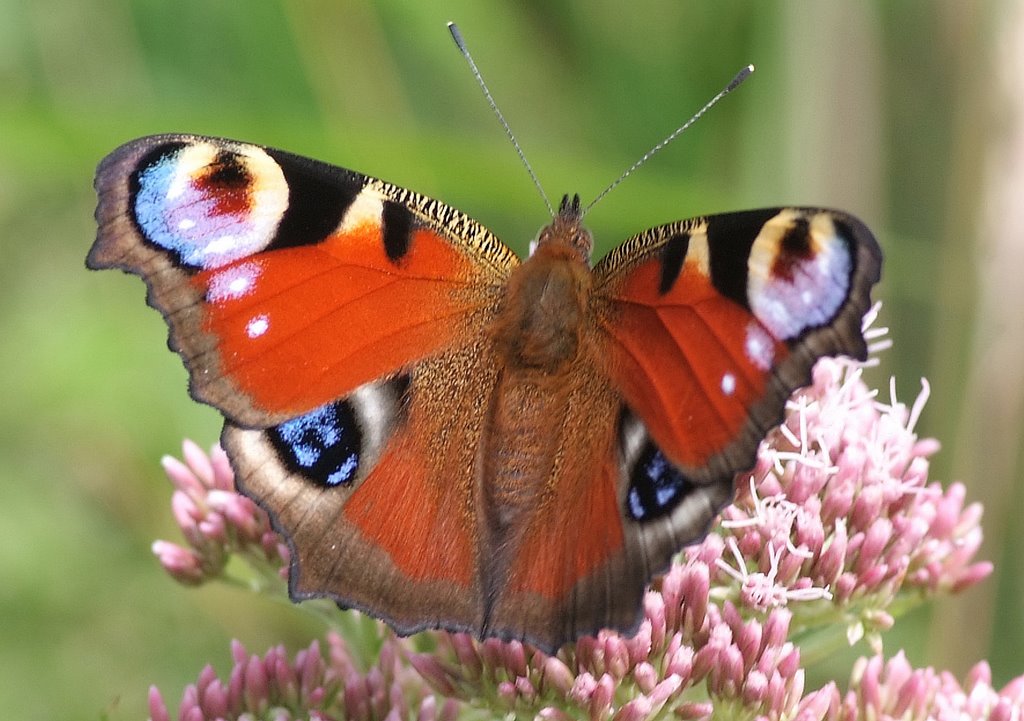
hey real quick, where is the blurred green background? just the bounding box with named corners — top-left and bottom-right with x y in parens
top-left (2, 1), bottom-right (1022, 718)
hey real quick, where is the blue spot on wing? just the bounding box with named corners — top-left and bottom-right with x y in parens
top-left (134, 153), bottom-right (186, 253)
top-left (269, 401), bottom-right (361, 487)
top-left (627, 443), bottom-right (694, 521)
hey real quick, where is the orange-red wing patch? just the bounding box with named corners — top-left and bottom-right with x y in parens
top-left (198, 225), bottom-right (499, 417)
top-left (600, 257), bottom-right (787, 468)
top-left (343, 424), bottom-right (476, 587)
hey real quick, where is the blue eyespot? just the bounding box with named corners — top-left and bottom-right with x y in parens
top-left (627, 444), bottom-right (693, 521)
top-left (131, 142), bottom-right (285, 269)
top-left (269, 401), bottom-right (361, 487)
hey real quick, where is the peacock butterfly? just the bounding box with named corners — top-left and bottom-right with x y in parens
top-left (89, 131), bottom-right (881, 651)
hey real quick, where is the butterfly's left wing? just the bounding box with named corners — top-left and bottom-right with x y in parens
top-left (89, 135), bottom-right (521, 637)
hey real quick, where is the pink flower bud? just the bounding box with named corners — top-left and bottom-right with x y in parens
top-left (776, 644), bottom-right (801, 678)
top-left (633, 662), bottom-right (657, 694)
top-left (612, 696), bottom-right (652, 721)
top-left (821, 472), bottom-right (856, 524)
top-left (680, 562), bottom-right (710, 633)
top-left (762, 609), bottom-right (792, 649)
top-left (244, 653), bottom-right (269, 710)
top-left (676, 701), bottom-right (714, 720)
top-left (502, 640), bottom-right (528, 678)
top-left (182, 439), bottom-right (215, 485)
top-left (795, 684), bottom-right (837, 721)
top-left (795, 512), bottom-right (826, 556)
top-left (569, 672), bottom-right (597, 705)
top-left (148, 685), bottom-right (170, 721)
top-left (742, 670), bottom-right (768, 705)
top-left (624, 618), bottom-right (653, 666)
top-left (495, 679), bottom-right (517, 706)
top-left (199, 677), bottom-right (229, 718)
top-left (643, 591), bottom-right (667, 649)
top-left (161, 454), bottom-right (204, 496)
top-left (171, 489), bottom-right (203, 526)
top-left (666, 644), bottom-right (694, 681)
top-left (409, 654), bottom-right (457, 696)
top-left (541, 656), bottom-right (574, 695)
top-left (951, 561), bottom-right (994, 592)
top-left (736, 618), bottom-right (763, 668)
top-left (855, 517), bottom-right (891, 573)
top-left (590, 674), bottom-right (615, 720)
top-left (764, 672), bottom-right (788, 715)
top-left (197, 512), bottom-right (227, 543)
top-left (515, 675), bottom-right (537, 702)
top-left (208, 445), bottom-right (234, 488)
top-left (603, 634), bottom-right (630, 679)
top-left (151, 540), bottom-right (204, 584)
top-left (989, 698), bottom-right (1017, 721)
top-left (710, 646), bottom-right (744, 697)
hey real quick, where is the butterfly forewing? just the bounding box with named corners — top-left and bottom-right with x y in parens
top-left (89, 135), bottom-right (518, 427)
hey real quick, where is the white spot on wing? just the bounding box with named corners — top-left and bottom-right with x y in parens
top-left (721, 373), bottom-right (737, 395)
top-left (203, 235), bottom-right (240, 257)
top-left (246, 314), bottom-right (269, 338)
top-left (208, 261), bottom-right (262, 302)
top-left (745, 322), bottom-right (775, 371)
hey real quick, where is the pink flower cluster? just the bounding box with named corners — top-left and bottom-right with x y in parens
top-left (147, 633), bottom-right (457, 721)
top-left (806, 652), bottom-right (1024, 721)
top-left (411, 586), bottom-right (807, 721)
top-left (147, 334), bottom-right (1020, 721)
top-left (153, 440), bottom-right (288, 586)
top-left (711, 356), bottom-right (992, 645)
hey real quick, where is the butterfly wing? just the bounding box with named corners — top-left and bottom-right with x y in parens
top-left (587, 207), bottom-right (881, 596)
top-left (90, 135), bottom-right (519, 634)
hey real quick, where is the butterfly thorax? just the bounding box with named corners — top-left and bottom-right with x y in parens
top-left (490, 242), bottom-right (591, 371)
top-left (490, 202), bottom-right (596, 372)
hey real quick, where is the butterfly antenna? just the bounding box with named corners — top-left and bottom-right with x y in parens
top-left (583, 64), bottom-right (755, 216)
top-left (448, 21), bottom-right (555, 217)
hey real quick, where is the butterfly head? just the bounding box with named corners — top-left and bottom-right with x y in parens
top-left (530, 193), bottom-right (593, 264)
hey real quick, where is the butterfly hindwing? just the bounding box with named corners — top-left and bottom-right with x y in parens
top-left (223, 339), bottom-right (502, 637)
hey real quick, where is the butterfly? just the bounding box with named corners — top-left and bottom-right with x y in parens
top-left (89, 134), bottom-right (881, 652)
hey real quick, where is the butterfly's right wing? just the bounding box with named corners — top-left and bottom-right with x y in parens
top-left (586, 207), bottom-right (881, 612)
